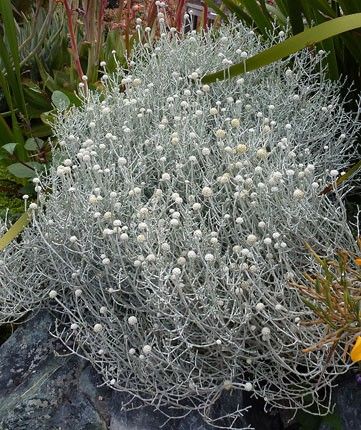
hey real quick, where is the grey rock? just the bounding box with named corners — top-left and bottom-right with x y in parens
top-left (319, 373), bottom-right (361, 430)
top-left (0, 311), bottom-right (109, 430)
top-left (0, 312), bottom-right (250, 430)
top-left (0, 311), bottom-right (294, 429)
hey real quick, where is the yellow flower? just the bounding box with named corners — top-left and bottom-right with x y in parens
top-left (350, 336), bottom-right (361, 362)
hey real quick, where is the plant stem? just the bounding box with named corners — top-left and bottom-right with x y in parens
top-left (125, 0), bottom-right (131, 59)
top-left (203, 2), bottom-right (209, 31)
top-left (176, 0), bottom-right (186, 32)
top-left (63, 0), bottom-right (85, 83)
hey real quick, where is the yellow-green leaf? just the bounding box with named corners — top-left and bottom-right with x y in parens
top-left (202, 13), bottom-right (361, 83)
top-left (0, 211), bottom-right (30, 252)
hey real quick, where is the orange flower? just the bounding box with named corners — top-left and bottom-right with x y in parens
top-left (355, 257), bottom-right (361, 266)
top-left (350, 336), bottom-right (361, 362)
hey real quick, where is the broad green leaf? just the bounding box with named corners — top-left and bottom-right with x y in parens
top-left (217, 0), bottom-right (253, 27)
top-left (258, 0), bottom-right (273, 22)
top-left (8, 162), bottom-right (43, 178)
top-left (202, 13), bottom-right (361, 83)
top-left (1, 143), bottom-right (18, 155)
top-left (0, 211), bottom-right (30, 252)
top-left (338, 0), bottom-right (361, 14)
top-left (265, 4), bottom-right (287, 26)
top-left (51, 90), bottom-right (71, 110)
top-left (311, 0), bottom-right (336, 17)
top-left (204, 0), bottom-right (229, 22)
top-left (236, 0), bottom-right (273, 37)
top-left (273, 0), bottom-right (288, 17)
top-left (24, 138), bottom-right (44, 151)
top-left (284, 0), bottom-right (304, 34)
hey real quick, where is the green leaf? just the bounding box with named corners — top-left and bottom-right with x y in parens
top-left (274, 0), bottom-right (289, 17)
top-left (40, 110), bottom-right (57, 126)
top-left (24, 138), bottom-right (44, 151)
top-left (51, 90), bottom-right (71, 110)
top-left (236, 0), bottom-right (273, 37)
top-left (35, 55), bottom-right (57, 92)
top-left (7, 162), bottom-right (43, 178)
top-left (0, 116), bottom-right (15, 145)
top-left (24, 123), bottom-right (52, 138)
top-left (265, 4), bottom-right (287, 26)
top-left (0, 211), bottom-right (30, 252)
top-left (23, 83), bottom-right (51, 112)
top-left (0, 51), bottom-right (24, 145)
top-left (202, 13), bottom-right (361, 83)
top-left (204, 0), bottom-right (229, 22)
top-left (337, 159), bottom-right (361, 187)
top-left (338, 0), bottom-right (361, 14)
top-left (1, 143), bottom-right (18, 155)
top-left (284, 0), bottom-right (304, 34)
top-left (218, 0), bottom-right (253, 27)
top-left (0, 0), bottom-right (28, 120)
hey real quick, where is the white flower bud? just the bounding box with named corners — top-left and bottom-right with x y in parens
top-left (215, 129), bottom-right (226, 139)
top-left (255, 302), bottom-right (265, 311)
top-left (293, 188), bottom-right (304, 199)
top-left (244, 382), bottom-right (253, 392)
top-left (142, 344), bottom-right (152, 354)
top-left (93, 323), bottom-right (103, 333)
top-left (172, 267), bottom-right (182, 276)
top-left (261, 327), bottom-right (271, 336)
top-left (246, 234), bottom-right (257, 245)
top-left (236, 144), bottom-right (247, 154)
top-left (204, 253), bottom-right (215, 262)
top-left (128, 316), bottom-right (138, 326)
top-left (256, 148), bottom-right (269, 159)
top-left (202, 186), bottom-right (213, 198)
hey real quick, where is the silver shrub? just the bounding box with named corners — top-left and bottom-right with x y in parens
top-left (1, 14), bottom-right (361, 427)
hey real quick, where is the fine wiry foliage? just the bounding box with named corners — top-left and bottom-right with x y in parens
top-left (1, 11), bottom-right (360, 428)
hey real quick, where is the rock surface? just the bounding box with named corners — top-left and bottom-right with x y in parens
top-left (319, 373), bottom-right (361, 430)
top-left (0, 312), bottom-right (256, 430)
top-left (3, 311), bottom-right (358, 430)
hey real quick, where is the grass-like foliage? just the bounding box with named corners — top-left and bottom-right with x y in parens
top-left (0, 11), bottom-right (361, 428)
top-left (292, 242), bottom-right (361, 359)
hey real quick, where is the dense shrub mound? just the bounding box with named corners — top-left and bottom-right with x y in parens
top-left (1, 16), bottom-right (360, 427)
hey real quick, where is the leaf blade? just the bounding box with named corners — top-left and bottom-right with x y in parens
top-left (202, 13), bottom-right (361, 83)
top-left (0, 211), bottom-right (30, 252)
